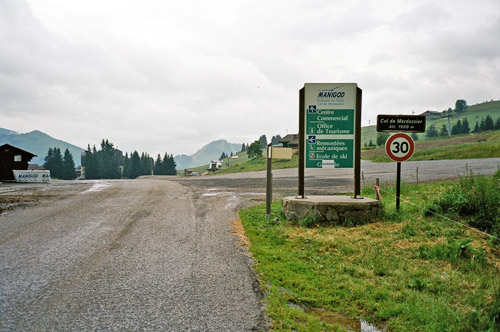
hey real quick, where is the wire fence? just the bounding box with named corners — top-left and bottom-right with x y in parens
top-left (376, 185), bottom-right (500, 242)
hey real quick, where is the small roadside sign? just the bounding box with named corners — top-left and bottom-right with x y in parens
top-left (385, 133), bottom-right (415, 211)
top-left (385, 133), bottom-right (415, 162)
top-left (377, 115), bottom-right (426, 133)
top-left (271, 147), bottom-right (293, 160)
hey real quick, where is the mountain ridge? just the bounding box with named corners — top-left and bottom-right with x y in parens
top-left (0, 128), bottom-right (85, 167)
top-left (174, 139), bottom-right (242, 170)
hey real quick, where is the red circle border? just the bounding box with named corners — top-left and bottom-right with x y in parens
top-left (385, 133), bottom-right (415, 162)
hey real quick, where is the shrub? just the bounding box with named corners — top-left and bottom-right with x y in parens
top-left (418, 238), bottom-right (486, 266)
top-left (433, 175), bottom-right (500, 235)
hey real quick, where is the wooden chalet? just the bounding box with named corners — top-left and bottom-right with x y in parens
top-left (0, 144), bottom-right (37, 181)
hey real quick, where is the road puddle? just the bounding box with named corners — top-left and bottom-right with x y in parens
top-left (201, 191), bottom-right (231, 197)
top-left (305, 307), bottom-right (383, 332)
top-left (80, 182), bottom-right (110, 194)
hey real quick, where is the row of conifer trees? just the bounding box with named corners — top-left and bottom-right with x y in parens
top-left (43, 147), bottom-right (77, 180)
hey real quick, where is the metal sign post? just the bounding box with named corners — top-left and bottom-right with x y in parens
top-left (385, 133), bottom-right (415, 210)
top-left (266, 146), bottom-right (293, 218)
top-left (266, 144), bottom-right (272, 218)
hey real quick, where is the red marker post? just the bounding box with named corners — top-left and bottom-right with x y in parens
top-left (385, 133), bottom-right (415, 210)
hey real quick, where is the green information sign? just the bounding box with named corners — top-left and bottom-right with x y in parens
top-left (304, 83), bottom-right (357, 168)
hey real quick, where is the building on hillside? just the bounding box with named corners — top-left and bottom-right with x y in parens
top-left (0, 144), bottom-right (37, 181)
top-left (279, 134), bottom-right (299, 148)
top-left (420, 110), bottom-right (442, 120)
top-left (207, 160), bottom-right (222, 172)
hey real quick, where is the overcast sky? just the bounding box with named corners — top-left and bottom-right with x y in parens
top-left (1, 0), bottom-right (499, 156)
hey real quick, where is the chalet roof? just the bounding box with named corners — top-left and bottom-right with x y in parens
top-left (0, 144), bottom-right (37, 157)
top-left (420, 110), bottom-right (442, 116)
top-left (279, 134), bottom-right (298, 142)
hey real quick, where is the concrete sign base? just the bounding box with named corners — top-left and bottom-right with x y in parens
top-left (282, 196), bottom-right (382, 223)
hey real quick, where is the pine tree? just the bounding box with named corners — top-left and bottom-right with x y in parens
top-left (258, 135), bottom-right (267, 147)
top-left (161, 153), bottom-right (170, 175)
top-left (52, 148), bottom-right (63, 179)
top-left (462, 118), bottom-right (470, 134)
top-left (484, 115), bottom-right (495, 131)
top-left (123, 153), bottom-right (130, 178)
top-left (451, 120), bottom-right (462, 135)
top-left (240, 143), bottom-right (246, 152)
top-left (440, 124), bottom-right (449, 137)
top-left (93, 145), bottom-right (103, 179)
top-left (43, 148), bottom-right (54, 174)
top-left (368, 139), bottom-right (374, 147)
top-left (154, 154), bottom-right (163, 175)
top-left (411, 133), bottom-right (419, 141)
top-left (474, 121), bottom-right (480, 133)
top-left (129, 151), bottom-right (141, 179)
top-left (61, 148), bottom-right (76, 180)
top-left (139, 153), bottom-right (152, 176)
top-left (495, 118), bottom-right (500, 130)
top-left (165, 154), bottom-right (177, 175)
top-left (271, 135), bottom-right (282, 145)
top-left (83, 145), bottom-right (98, 179)
top-left (425, 125), bottom-right (439, 138)
top-left (98, 139), bottom-right (121, 179)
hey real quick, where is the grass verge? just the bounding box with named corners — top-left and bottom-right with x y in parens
top-left (363, 132), bottom-right (500, 163)
top-left (216, 155), bottom-right (299, 174)
top-left (239, 181), bottom-right (500, 331)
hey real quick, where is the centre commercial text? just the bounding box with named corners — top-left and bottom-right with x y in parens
top-left (313, 111), bottom-right (351, 133)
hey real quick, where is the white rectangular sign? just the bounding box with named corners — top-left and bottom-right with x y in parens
top-left (13, 170), bottom-right (51, 183)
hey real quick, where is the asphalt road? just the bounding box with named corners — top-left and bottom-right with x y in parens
top-left (1, 157), bottom-right (499, 331)
top-left (176, 158), bottom-right (500, 196)
top-left (0, 179), bottom-right (266, 331)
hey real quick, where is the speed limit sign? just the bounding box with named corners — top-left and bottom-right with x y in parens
top-left (385, 133), bottom-right (415, 162)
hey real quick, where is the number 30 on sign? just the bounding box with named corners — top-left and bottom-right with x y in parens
top-left (385, 133), bottom-right (415, 162)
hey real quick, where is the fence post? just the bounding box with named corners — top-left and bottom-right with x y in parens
top-left (266, 144), bottom-right (272, 218)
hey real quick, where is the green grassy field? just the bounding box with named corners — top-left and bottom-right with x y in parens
top-left (187, 149), bottom-right (256, 173)
top-left (361, 100), bottom-right (500, 147)
top-left (363, 131), bottom-right (500, 162)
top-left (216, 154), bottom-right (299, 174)
top-left (239, 179), bottom-right (500, 331)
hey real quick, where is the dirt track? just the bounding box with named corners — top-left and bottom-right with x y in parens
top-left (1, 157), bottom-right (499, 331)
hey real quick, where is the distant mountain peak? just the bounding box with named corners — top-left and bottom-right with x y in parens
top-left (0, 128), bottom-right (85, 166)
top-left (0, 128), bottom-right (18, 136)
top-left (174, 139), bottom-right (242, 170)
